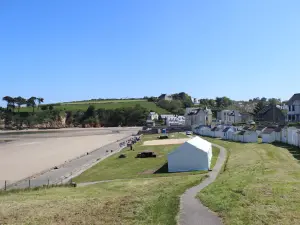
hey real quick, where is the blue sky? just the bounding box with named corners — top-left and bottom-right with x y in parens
top-left (0, 0), bottom-right (299, 105)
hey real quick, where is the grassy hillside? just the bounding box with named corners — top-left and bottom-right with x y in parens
top-left (20, 100), bottom-right (170, 114)
top-left (74, 134), bottom-right (219, 182)
top-left (0, 175), bottom-right (204, 225)
top-left (198, 138), bottom-right (300, 225)
top-left (64, 99), bottom-right (146, 104)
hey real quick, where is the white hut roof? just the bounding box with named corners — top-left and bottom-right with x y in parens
top-left (168, 136), bottom-right (211, 156)
top-left (185, 136), bottom-right (211, 153)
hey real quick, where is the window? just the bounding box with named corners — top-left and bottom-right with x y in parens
top-left (292, 105), bottom-right (295, 111)
top-left (288, 115), bottom-right (291, 121)
top-left (289, 105), bottom-right (291, 111)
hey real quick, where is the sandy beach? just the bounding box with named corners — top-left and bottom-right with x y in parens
top-left (0, 128), bottom-right (139, 182)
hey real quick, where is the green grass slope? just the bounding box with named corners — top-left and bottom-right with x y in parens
top-left (0, 175), bottom-right (205, 225)
top-left (74, 134), bottom-right (219, 183)
top-left (198, 138), bottom-right (300, 225)
top-left (20, 100), bottom-right (170, 114)
top-left (64, 99), bottom-right (146, 104)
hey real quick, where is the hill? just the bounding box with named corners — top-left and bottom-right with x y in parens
top-left (20, 100), bottom-right (170, 114)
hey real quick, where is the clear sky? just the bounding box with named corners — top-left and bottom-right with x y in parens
top-left (0, 0), bottom-right (299, 105)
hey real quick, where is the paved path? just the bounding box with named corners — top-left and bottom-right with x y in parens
top-left (179, 143), bottom-right (226, 225)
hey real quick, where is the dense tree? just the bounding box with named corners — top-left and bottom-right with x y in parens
top-left (172, 92), bottom-right (193, 108)
top-left (96, 104), bottom-right (148, 127)
top-left (252, 100), bottom-right (265, 117)
top-left (268, 98), bottom-right (281, 105)
top-left (157, 99), bottom-right (185, 115)
top-left (2, 96), bottom-right (14, 111)
top-left (215, 97), bottom-right (232, 108)
top-left (199, 98), bottom-right (216, 107)
top-left (0, 107), bottom-right (6, 120)
top-left (36, 97), bottom-right (44, 109)
top-left (26, 97), bottom-right (37, 112)
top-left (261, 97), bottom-right (267, 102)
top-left (15, 96), bottom-right (27, 112)
top-left (147, 96), bottom-right (158, 102)
top-left (41, 105), bottom-right (48, 110)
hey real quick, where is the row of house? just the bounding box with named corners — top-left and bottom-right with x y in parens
top-left (194, 125), bottom-right (258, 143)
top-left (148, 92), bottom-right (300, 128)
top-left (193, 124), bottom-right (300, 148)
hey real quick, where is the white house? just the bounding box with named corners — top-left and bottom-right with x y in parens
top-left (210, 126), bottom-right (224, 138)
top-left (217, 110), bottom-right (242, 125)
top-left (194, 125), bottom-right (206, 135)
top-left (192, 97), bottom-right (200, 105)
top-left (148, 112), bottom-right (159, 121)
top-left (261, 127), bottom-right (278, 143)
top-left (287, 93), bottom-right (300, 122)
top-left (275, 128), bottom-right (282, 142)
top-left (287, 127), bottom-right (300, 146)
top-left (222, 127), bottom-right (237, 140)
top-left (232, 131), bottom-right (242, 142)
top-left (281, 127), bottom-right (288, 143)
top-left (166, 116), bottom-right (185, 126)
top-left (243, 130), bottom-right (258, 143)
top-left (160, 114), bottom-right (176, 119)
top-left (158, 94), bottom-right (173, 101)
top-left (185, 107), bottom-right (212, 129)
top-left (198, 126), bottom-right (211, 136)
top-left (168, 136), bottom-right (212, 172)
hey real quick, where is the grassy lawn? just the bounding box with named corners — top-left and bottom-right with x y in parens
top-left (198, 137), bottom-right (300, 225)
top-left (64, 99), bottom-right (147, 104)
top-left (74, 134), bottom-right (219, 183)
top-left (20, 101), bottom-right (170, 114)
top-left (0, 175), bottom-right (205, 225)
top-left (142, 132), bottom-right (189, 141)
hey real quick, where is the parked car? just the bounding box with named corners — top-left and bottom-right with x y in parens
top-left (136, 151), bottom-right (157, 158)
top-left (186, 131), bottom-right (192, 135)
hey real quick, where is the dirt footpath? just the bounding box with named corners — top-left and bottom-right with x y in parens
top-left (143, 138), bottom-right (191, 146)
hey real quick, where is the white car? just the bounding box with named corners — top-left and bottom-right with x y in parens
top-left (186, 131), bottom-right (192, 135)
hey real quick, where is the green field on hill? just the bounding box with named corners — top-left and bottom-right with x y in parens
top-left (74, 134), bottom-right (219, 183)
top-left (198, 137), bottom-right (300, 225)
top-left (20, 100), bottom-right (170, 114)
top-left (64, 99), bottom-right (146, 104)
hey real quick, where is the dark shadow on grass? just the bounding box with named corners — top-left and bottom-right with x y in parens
top-left (154, 163), bottom-right (169, 174)
top-left (272, 142), bottom-right (300, 161)
top-left (154, 163), bottom-right (207, 175)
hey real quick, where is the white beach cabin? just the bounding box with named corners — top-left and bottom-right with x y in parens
top-left (215, 126), bottom-right (225, 138)
top-left (199, 126), bottom-right (211, 136)
top-left (167, 136), bottom-right (212, 172)
top-left (287, 127), bottom-right (300, 147)
top-left (261, 127), bottom-right (276, 143)
top-left (243, 130), bottom-right (258, 143)
top-left (222, 127), bottom-right (236, 140)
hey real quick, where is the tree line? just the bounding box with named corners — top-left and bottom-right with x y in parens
top-left (147, 92), bottom-right (194, 115)
top-left (2, 96), bottom-right (44, 112)
top-left (1, 95), bottom-right (149, 129)
top-left (64, 104), bottom-right (148, 128)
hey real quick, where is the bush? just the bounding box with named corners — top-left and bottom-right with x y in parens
top-left (40, 105), bottom-right (48, 110)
